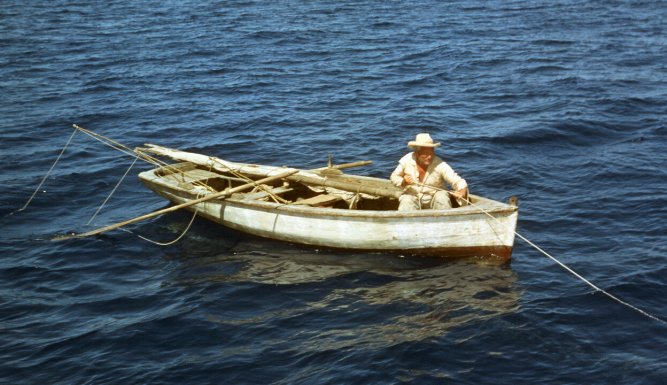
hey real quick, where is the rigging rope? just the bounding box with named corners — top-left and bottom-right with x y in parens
top-left (73, 124), bottom-right (214, 191)
top-left (74, 124), bottom-right (146, 161)
top-left (416, 182), bottom-right (666, 325)
top-left (87, 157), bottom-right (138, 225)
top-left (17, 127), bottom-right (78, 212)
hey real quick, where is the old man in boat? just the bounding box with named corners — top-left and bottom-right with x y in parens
top-left (390, 133), bottom-right (469, 211)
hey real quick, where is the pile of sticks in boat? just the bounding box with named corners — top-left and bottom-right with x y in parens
top-left (138, 144), bottom-right (404, 200)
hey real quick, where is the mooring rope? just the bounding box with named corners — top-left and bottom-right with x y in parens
top-left (15, 128), bottom-right (79, 213)
top-left (417, 182), bottom-right (666, 325)
top-left (511, 230), bottom-right (666, 324)
top-left (87, 157), bottom-right (138, 225)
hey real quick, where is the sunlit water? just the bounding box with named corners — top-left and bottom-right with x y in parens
top-left (1, 1), bottom-right (666, 383)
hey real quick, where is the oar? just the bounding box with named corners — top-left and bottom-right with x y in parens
top-left (53, 169), bottom-right (299, 241)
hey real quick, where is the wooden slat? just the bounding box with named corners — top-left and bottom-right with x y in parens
top-left (293, 194), bottom-right (342, 206)
top-left (161, 164), bottom-right (246, 183)
top-left (234, 186), bottom-right (293, 201)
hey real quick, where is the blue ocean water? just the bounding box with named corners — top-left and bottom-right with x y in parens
top-left (1, 0), bottom-right (666, 383)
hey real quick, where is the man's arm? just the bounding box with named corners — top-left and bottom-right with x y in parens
top-left (436, 161), bottom-right (467, 195)
top-left (390, 160), bottom-right (408, 187)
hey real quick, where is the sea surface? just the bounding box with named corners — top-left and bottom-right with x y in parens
top-left (1, 1), bottom-right (666, 383)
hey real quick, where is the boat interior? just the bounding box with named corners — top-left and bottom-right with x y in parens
top-left (152, 161), bottom-right (478, 211)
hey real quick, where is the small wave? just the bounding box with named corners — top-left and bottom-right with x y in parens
top-left (518, 65), bottom-right (570, 75)
top-left (531, 39), bottom-right (575, 47)
top-left (492, 119), bottom-right (627, 147)
top-left (370, 21), bottom-right (401, 29)
top-left (600, 96), bottom-right (664, 115)
top-left (82, 84), bottom-right (125, 94)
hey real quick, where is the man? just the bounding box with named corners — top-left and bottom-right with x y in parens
top-left (390, 133), bottom-right (468, 211)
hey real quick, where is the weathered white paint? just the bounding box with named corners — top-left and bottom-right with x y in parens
top-left (139, 164), bottom-right (518, 260)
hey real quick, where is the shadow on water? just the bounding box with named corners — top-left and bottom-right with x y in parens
top-left (156, 221), bottom-right (523, 347)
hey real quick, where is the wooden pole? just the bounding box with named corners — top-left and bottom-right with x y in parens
top-left (53, 169), bottom-right (298, 241)
top-left (312, 160), bottom-right (373, 171)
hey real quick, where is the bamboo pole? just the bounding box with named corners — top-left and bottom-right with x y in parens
top-left (53, 169), bottom-right (298, 241)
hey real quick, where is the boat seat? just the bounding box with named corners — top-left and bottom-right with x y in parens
top-left (293, 194), bottom-right (343, 207)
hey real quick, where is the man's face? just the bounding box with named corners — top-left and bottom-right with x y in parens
top-left (416, 147), bottom-right (434, 168)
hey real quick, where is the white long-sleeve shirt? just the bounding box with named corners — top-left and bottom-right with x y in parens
top-left (390, 152), bottom-right (467, 197)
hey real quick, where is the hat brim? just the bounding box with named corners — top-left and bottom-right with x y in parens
top-left (408, 141), bottom-right (441, 148)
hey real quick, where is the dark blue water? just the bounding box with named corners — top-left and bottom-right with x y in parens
top-left (2, 1), bottom-right (666, 383)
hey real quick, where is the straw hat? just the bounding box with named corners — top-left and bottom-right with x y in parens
top-left (408, 133), bottom-right (441, 148)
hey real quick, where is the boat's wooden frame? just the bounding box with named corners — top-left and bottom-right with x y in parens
top-left (137, 145), bottom-right (519, 262)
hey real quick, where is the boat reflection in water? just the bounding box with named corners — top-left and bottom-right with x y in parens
top-left (168, 233), bottom-right (522, 348)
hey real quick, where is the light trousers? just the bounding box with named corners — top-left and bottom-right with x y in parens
top-left (397, 191), bottom-right (452, 211)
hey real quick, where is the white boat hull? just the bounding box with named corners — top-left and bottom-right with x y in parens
top-left (139, 166), bottom-right (518, 261)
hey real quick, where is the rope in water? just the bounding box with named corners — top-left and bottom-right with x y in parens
top-left (12, 125), bottom-right (201, 246)
top-left (512, 230), bottom-right (666, 324)
top-left (72, 126), bottom-right (206, 245)
top-left (17, 126), bottom-right (276, 246)
top-left (119, 204), bottom-right (199, 246)
top-left (417, 182), bottom-right (666, 325)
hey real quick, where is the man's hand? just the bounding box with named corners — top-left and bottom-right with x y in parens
top-left (402, 175), bottom-right (414, 186)
top-left (450, 187), bottom-right (468, 200)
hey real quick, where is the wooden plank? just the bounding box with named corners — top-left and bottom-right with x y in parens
top-left (159, 163), bottom-right (246, 183)
top-left (293, 194), bottom-right (343, 206)
top-left (234, 185), bottom-right (293, 201)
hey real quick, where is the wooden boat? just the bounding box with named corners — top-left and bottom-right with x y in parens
top-left (136, 144), bottom-right (519, 262)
